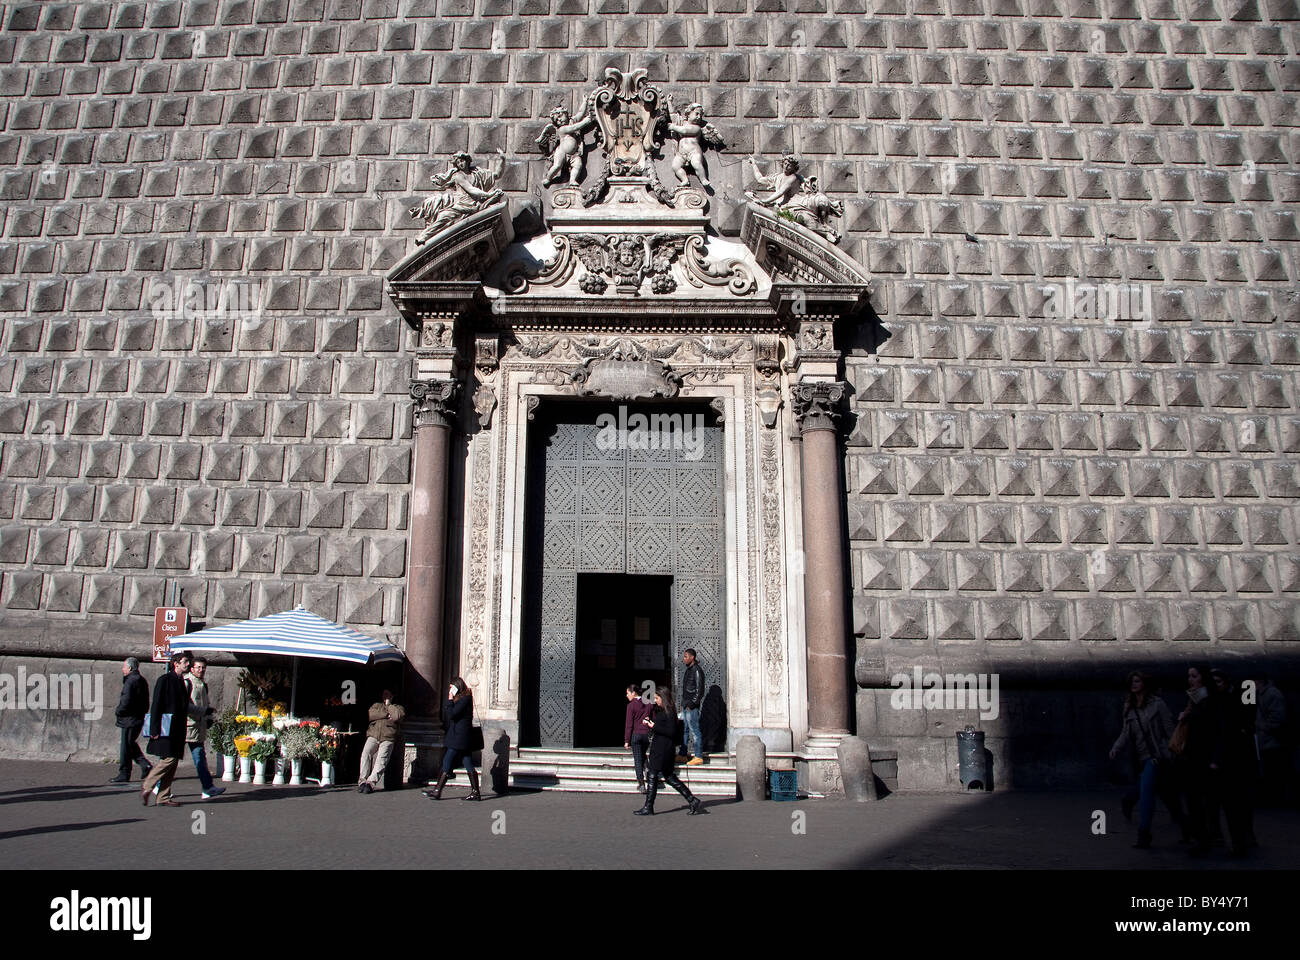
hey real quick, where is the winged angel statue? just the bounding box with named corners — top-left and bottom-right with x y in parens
top-left (536, 96), bottom-right (600, 187)
top-left (409, 150), bottom-right (506, 244)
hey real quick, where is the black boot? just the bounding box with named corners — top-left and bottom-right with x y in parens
top-left (425, 772), bottom-right (449, 800)
top-left (663, 772), bottom-right (702, 814)
top-left (635, 779), bottom-right (658, 815)
top-left (462, 766), bottom-right (481, 801)
top-left (1132, 829), bottom-right (1152, 849)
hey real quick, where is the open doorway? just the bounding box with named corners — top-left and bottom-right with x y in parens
top-left (573, 573), bottom-right (672, 747)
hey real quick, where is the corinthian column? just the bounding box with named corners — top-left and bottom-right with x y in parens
top-left (406, 377), bottom-right (459, 715)
top-left (792, 380), bottom-right (852, 738)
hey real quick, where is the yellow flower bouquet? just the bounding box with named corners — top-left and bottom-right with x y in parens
top-left (233, 735), bottom-right (256, 757)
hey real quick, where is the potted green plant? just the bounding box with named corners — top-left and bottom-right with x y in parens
top-left (248, 736), bottom-right (279, 784)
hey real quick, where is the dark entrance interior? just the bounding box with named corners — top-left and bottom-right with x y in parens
top-left (573, 573), bottom-right (672, 747)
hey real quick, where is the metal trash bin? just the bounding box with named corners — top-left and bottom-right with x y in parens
top-left (956, 726), bottom-right (988, 791)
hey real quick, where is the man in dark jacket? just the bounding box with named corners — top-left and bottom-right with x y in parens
top-left (358, 690), bottom-right (405, 794)
top-left (141, 652), bottom-right (192, 806)
top-left (680, 649), bottom-right (706, 765)
top-left (110, 658), bottom-right (152, 783)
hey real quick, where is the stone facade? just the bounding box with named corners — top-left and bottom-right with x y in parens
top-left (0, 0), bottom-right (1298, 787)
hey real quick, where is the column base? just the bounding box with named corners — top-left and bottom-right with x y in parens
top-left (797, 730), bottom-right (850, 797)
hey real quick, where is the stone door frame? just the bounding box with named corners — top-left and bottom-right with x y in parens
top-left (456, 342), bottom-right (805, 753)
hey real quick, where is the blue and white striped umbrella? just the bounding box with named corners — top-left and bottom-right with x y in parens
top-left (179, 607), bottom-right (404, 666)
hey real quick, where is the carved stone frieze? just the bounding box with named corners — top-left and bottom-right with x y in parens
top-left (410, 378), bottom-right (460, 429)
top-left (508, 334), bottom-right (753, 366)
top-left (570, 356), bottom-right (683, 400)
top-left (790, 381), bottom-right (849, 434)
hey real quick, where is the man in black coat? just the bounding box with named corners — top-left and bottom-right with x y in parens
top-left (110, 658), bottom-right (153, 783)
top-left (140, 652), bottom-right (192, 806)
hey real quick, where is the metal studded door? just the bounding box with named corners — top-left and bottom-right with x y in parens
top-left (537, 410), bottom-right (725, 747)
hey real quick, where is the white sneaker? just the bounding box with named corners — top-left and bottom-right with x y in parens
top-left (202, 787), bottom-right (226, 799)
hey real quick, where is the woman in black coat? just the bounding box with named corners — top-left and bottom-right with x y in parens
top-left (636, 686), bottom-right (703, 816)
top-left (427, 676), bottom-right (480, 801)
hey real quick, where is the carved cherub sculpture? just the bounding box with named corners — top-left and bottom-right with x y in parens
top-left (745, 155), bottom-right (845, 244)
top-left (410, 150), bottom-right (506, 244)
top-left (664, 97), bottom-right (725, 189)
top-left (536, 100), bottom-right (598, 187)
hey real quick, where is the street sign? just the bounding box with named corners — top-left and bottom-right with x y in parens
top-left (153, 607), bottom-right (188, 662)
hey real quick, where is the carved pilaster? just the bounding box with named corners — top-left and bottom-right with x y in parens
top-left (472, 335), bottom-right (499, 429)
top-left (791, 380), bottom-right (849, 435)
top-left (410, 378), bottom-right (460, 429)
top-left (754, 334), bottom-right (782, 429)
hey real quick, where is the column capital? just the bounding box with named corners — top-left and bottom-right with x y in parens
top-left (410, 377), bottom-right (460, 429)
top-left (790, 380), bottom-right (850, 434)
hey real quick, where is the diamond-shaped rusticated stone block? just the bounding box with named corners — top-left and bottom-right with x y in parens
top-left (212, 579), bottom-right (252, 622)
top-left (1076, 600), bottom-right (1118, 642)
top-left (112, 531), bottom-right (151, 570)
top-left (1169, 602), bottom-right (1211, 642)
top-left (238, 535), bottom-right (278, 575)
top-left (204, 444), bottom-right (244, 482)
top-left (847, 496), bottom-right (878, 541)
top-left (263, 490), bottom-right (302, 528)
top-left (1214, 603), bottom-right (1258, 643)
top-left (934, 598), bottom-right (976, 642)
top-left (850, 454), bottom-right (895, 495)
top-left (878, 410), bottom-right (918, 448)
top-left (885, 598), bottom-right (928, 641)
top-left (928, 503), bottom-right (968, 543)
top-left (1231, 554), bottom-right (1276, 593)
top-left (883, 502), bottom-right (924, 542)
top-left (854, 547), bottom-right (899, 591)
top-left (981, 599), bottom-right (1023, 643)
top-left (1186, 553), bottom-right (1227, 593)
top-left (905, 551), bottom-right (949, 591)
top-left (1260, 602), bottom-right (1300, 643)
top-left (254, 581), bottom-right (298, 619)
top-left (282, 536), bottom-right (321, 576)
top-left (903, 456), bottom-right (944, 496)
top-left (331, 446), bottom-right (371, 484)
top-left (179, 487), bottom-right (217, 527)
top-left (1121, 601), bottom-right (1166, 641)
top-left (952, 550), bottom-right (995, 591)
top-left (153, 532), bottom-right (193, 571)
top-left (140, 486), bottom-right (176, 524)
top-left (221, 490), bottom-right (261, 527)
top-left (342, 583), bottom-right (386, 625)
top-left (852, 596), bottom-right (880, 640)
top-left (3, 571), bottom-right (44, 610)
top-left (1091, 552), bottom-right (1137, 592)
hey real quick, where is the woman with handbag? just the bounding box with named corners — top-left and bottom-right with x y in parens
top-left (1109, 672), bottom-right (1183, 848)
top-left (635, 686), bottom-right (703, 816)
top-left (140, 652), bottom-right (192, 807)
top-left (426, 676), bottom-right (482, 801)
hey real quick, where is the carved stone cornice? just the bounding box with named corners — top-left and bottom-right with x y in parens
top-left (410, 378), bottom-right (460, 430)
top-left (791, 381), bottom-right (850, 435)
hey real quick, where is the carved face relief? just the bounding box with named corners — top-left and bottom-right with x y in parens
top-left (616, 239), bottom-right (642, 268)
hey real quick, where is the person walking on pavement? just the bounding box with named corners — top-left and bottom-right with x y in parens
top-left (358, 690), bottom-right (404, 794)
top-left (680, 649), bottom-right (706, 765)
top-left (625, 683), bottom-right (654, 793)
top-left (110, 658), bottom-right (152, 784)
top-left (1175, 664), bottom-right (1216, 856)
top-left (427, 677), bottom-right (481, 801)
top-left (635, 686), bottom-right (704, 816)
top-left (1109, 671), bottom-right (1182, 849)
top-left (1255, 675), bottom-right (1290, 806)
top-left (184, 657), bottom-right (224, 799)
top-left (141, 652), bottom-right (192, 807)
top-left (1208, 668), bottom-right (1259, 858)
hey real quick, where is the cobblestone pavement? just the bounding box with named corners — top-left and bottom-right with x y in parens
top-left (2, 760), bottom-right (1296, 870)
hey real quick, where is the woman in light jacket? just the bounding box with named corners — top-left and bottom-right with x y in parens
top-left (1109, 671), bottom-right (1182, 848)
top-left (426, 676), bottom-right (480, 801)
top-left (635, 686), bottom-right (704, 816)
